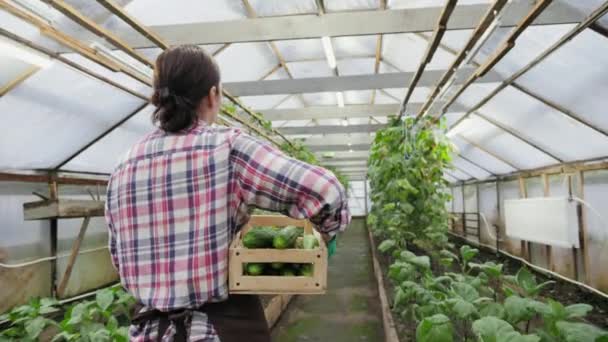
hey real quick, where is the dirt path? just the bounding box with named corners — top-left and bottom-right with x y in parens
top-left (271, 218), bottom-right (385, 342)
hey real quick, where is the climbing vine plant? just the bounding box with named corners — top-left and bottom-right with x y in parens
top-left (281, 139), bottom-right (349, 190)
top-left (367, 115), bottom-right (453, 249)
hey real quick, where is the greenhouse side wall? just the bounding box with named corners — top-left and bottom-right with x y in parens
top-left (0, 181), bottom-right (118, 313)
top-left (450, 169), bottom-right (608, 294)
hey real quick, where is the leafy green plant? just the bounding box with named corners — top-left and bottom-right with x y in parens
top-left (368, 116), bottom-right (453, 249)
top-left (280, 139), bottom-right (349, 189)
top-left (472, 316), bottom-right (540, 342)
top-left (504, 268), bottom-right (554, 299)
top-left (0, 298), bottom-right (59, 341)
top-left (416, 314), bottom-right (454, 342)
top-left (0, 287), bottom-right (135, 342)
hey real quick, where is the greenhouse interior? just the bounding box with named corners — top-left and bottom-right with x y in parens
top-left (1, 0), bottom-right (608, 341)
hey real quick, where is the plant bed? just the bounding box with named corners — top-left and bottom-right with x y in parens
top-left (1, 288), bottom-right (293, 341)
top-left (449, 234), bottom-right (608, 329)
top-left (373, 234), bottom-right (608, 341)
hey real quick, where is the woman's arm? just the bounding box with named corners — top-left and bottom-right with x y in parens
top-left (230, 132), bottom-right (351, 235)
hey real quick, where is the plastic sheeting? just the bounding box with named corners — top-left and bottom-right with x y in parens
top-left (455, 115), bottom-right (558, 170)
top-left (516, 29), bottom-right (608, 133)
top-left (0, 62), bottom-right (145, 170)
top-left (451, 135), bottom-right (516, 175)
top-left (63, 105), bottom-right (154, 173)
top-left (477, 86), bottom-right (608, 161)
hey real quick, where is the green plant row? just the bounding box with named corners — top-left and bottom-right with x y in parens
top-left (367, 116), bottom-right (608, 341)
top-left (280, 139), bottom-right (349, 190)
top-left (0, 287), bottom-right (136, 342)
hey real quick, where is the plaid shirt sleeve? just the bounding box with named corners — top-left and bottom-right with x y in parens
top-left (230, 131), bottom-right (351, 234)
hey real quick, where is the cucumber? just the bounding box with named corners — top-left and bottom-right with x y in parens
top-left (242, 227), bottom-right (277, 248)
top-left (271, 262), bottom-right (284, 270)
top-left (273, 226), bottom-right (304, 249)
top-left (295, 237), bottom-right (304, 249)
top-left (281, 268), bottom-right (296, 276)
top-left (303, 235), bottom-right (320, 249)
top-left (246, 263), bottom-right (265, 276)
top-left (299, 264), bottom-right (314, 277)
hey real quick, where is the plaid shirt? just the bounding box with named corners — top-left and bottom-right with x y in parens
top-left (105, 120), bottom-right (350, 341)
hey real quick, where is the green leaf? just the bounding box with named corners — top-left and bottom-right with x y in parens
top-left (504, 296), bottom-right (534, 325)
top-left (451, 282), bottom-right (479, 302)
top-left (416, 314), bottom-right (454, 342)
top-left (96, 289), bottom-right (115, 311)
top-left (394, 287), bottom-right (408, 307)
top-left (565, 303), bottom-right (593, 319)
top-left (497, 332), bottom-right (541, 342)
top-left (408, 256), bottom-right (431, 270)
top-left (67, 303), bottom-right (88, 326)
top-left (472, 317), bottom-right (515, 341)
top-left (460, 245), bottom-right (478, 263)
top-left (25, 317), bottom-right (47, 340)
top-left (378, 239), bottom-right (397, 253)
top-left (452, 298), bottom-right (477, 319)
top-left (399, 250), bottom-right (417, 261)
top-left (469, 262), bottom-right (504, 278)
top-left (479, 302), bottom-right (506, 319)
top-left (555, 321), bottom-right (608, 342)
top-left (107, 316), bottom-right (119, 331)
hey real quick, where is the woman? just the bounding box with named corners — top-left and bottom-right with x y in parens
top-left (104, 45), bottom-right (350, 341)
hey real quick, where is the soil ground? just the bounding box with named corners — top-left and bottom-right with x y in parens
top-left (271, 218), bottom-right (385, 342)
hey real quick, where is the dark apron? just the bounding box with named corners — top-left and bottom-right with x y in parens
top-left (132, 295), bottom-right (271, 342)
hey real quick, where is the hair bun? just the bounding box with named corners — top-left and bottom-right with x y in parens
top-left (151, 45), bottom-right (220, 133)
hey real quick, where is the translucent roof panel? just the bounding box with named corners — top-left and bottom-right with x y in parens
top-left (389, 0), bottom-right (490, 9)
top-left (215, 43), bottom-right (277, 82)
top-left (384, 87), bottom-right (431, 103)
top-left (239, 94), bottom-right (290, 110)
top-left (333, 36), bottom-right (377, 58)
top-left (273, 39), bottom-right (325, 62)
top-left (456, 116), bottom-right (558, 170)
top-left (0, 62), bottom-right (145, 170)
top-left (450, 168), bottom-right (472, 181)
top-left (344, 90), bottom-right (373, 104)
top-left (301, 92), bottom-right (338, 106)
top-left (122, 0), bottom-right (246, 25)
top-left (516, 29), bottom-right (608, 133)
top-left (276, 95), bottom-right (305, 109)
top-left (475, 24), bottom-right (574, 80)
top-left (61, 54), bottom-right (151, 95)
top-left (477, 86), bottom-right (608, 161)
top-left (239, 68), bottom-right (291, 109)
top-left (437, 29), bottom-right (475, 53)
top-left (325, 0), bottom-right (379, 12)
top-left (453, 156), bottom-right (492, 180)
top-left (451, 135), bottom-right (517, 175)
top-left (373, 90), bottom-right (399, 104)
top-left (444, 112), bottom-right (465, 127)
top-left (448, 83), bottom-right (502, 112)
top-left (63, 106), bottom-right (155, 173)
top-left (444, 173), bottom-right (459, 183)
top-left (273, 120), bottom-right (314, 128)
top-left (287, 61), bottom-right (334, 78)
top-left (249, 0), bottom-right (317, 17)
top-left (383, 33), bottom-right (455, 72)
top-left (0, 55), bottom-right (32, 88)
top-left (336, 58), bottom-right (375, 76)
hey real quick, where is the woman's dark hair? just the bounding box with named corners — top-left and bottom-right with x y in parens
top-left (151, 45), bottom-right (220, 132)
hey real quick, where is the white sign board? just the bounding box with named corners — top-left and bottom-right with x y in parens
top-left (504, 197), bottom-right (579, 249)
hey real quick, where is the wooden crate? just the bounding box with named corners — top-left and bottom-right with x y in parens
top-left (229, 215), bottom-right (327, 295)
